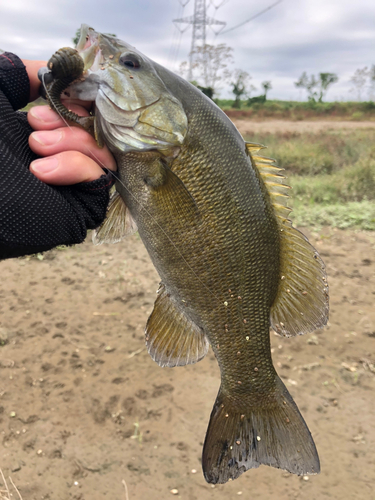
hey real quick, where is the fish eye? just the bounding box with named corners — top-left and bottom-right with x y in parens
top-left (119, 53), bottom-right (140, 69)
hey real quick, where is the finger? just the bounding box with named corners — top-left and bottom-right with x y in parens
top-left (30, 151), bottom-right (108, 184)
top-left (28, 104), bottom-right (90, 130)
top-left (29, 126), bottom-right (117, 171)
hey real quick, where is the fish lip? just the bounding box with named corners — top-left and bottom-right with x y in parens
top-left (76, 24), bottom-right (102, 73)
top-left (76, 24), bottom-right (96, 51)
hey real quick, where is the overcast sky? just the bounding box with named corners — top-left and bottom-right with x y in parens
top-left (0, 0), bottom-right (374, 100)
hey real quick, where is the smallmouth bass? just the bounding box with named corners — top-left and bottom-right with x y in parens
top-left (44, 25), bottom-right (329, 484)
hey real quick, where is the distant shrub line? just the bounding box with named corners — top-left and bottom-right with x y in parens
top-left (218, 100), bottom-right (375, 121)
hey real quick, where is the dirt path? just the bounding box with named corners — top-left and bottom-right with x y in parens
top-left (0, 227), bottom-right (374, 500)
top-left (231, 119), bottom-right (375, 135)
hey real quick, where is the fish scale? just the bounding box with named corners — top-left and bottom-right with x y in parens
top-left (44, 25), bottom-right (328, 484)
top-left (113, 84), bottom-right (289, 457)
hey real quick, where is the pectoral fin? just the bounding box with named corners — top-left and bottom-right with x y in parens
top-left (146, 284), bottom-right (209, 367)
top-left (144, 156), bottom-right (200, 221)
top-left (92, 190), bottom-right (137, 245)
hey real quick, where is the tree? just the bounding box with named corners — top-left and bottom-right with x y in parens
top-left (72, 28), bottom-right (81, 46)
top-left (197, 85), bottom-right (214, 100)
top-left (261, 81), bottom-right (272, 100)
top-left (369, 65), bottom-right (375, 101)
top-left (295, 72), bottom-right (318, 101)
top-left (350, 67), bottom-right (368, 101)
top-left (317, 73), bottom-right (338, 102)
top-left (180, 43), bottom-right (234, 96)
top-left (231, 70), bottom-right (252, 108)
top-left (295, 72), bottom-right (338, 102)
top-left (178, 61), bottom-right (189, 80)
top-left (248, 83), bottom-right (257, 98)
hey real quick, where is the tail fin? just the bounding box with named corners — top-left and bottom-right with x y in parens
top-left (202, 377), bottom-right (320, 484)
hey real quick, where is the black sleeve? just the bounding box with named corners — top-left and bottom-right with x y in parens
top-left (0, 52), bottom-right (114, 260)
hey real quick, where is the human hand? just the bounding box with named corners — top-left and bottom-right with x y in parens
top-left (23, 59), bottom-right (116, 186)
top-left (0, 54), bottom-right (116, 259)
top-left (28, 104), bottom-right (117, 185)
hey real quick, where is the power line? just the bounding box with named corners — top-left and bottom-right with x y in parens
top-left (169, 0), bottom-right (191, 67)
top-left (219, 0), bottom-right (283, 35)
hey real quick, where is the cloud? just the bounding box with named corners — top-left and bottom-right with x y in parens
top-left (0, 0), bottom-right (373, 100)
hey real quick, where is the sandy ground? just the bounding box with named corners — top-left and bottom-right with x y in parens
top-left (230, 118), bottom-right (375, 135)
top-left (1, 229), bottom-right (374, 500)
top-left (1, 120), bottom-right (374, 499)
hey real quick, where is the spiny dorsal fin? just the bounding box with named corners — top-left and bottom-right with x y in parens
top-left (146, 284), bottom-right (209, 367)
top-left (246, 142), bottom-right (329, 337)
top-left (245, 145), bottom-right (293, 220)
top-left (92, 190), bottom-right (137, 245)
top-left (245, 142), bottom-right (267, 153)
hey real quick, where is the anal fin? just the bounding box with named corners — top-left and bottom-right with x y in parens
top-left (146, 284), bottom-right (209, 368)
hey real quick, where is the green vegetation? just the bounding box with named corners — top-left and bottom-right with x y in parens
top-left (231, 70), bottom-right (250, 109)
top-left (294, 72), bottom-right (339, 103)
top-left (292, 201), bottom-right (375, 230)
top-left (243, 128), bottom-right (375, 230)
top-left (218, 99), bottom-right (375, 121)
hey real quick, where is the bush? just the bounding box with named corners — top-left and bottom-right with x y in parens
top-left (222, 100), bottom-right (375, 120)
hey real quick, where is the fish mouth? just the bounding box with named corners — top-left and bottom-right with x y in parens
top-left (75, 24), bottom-right (103, 73)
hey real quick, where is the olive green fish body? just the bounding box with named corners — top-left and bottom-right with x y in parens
top-left (112, 86), bottom-right (320, 481)
top-left (114, 86), bottom-right (280, 388)
top-left (45, 26), bottom-right (328, 483)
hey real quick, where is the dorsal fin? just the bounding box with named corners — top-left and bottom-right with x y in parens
top-left (246, 142), bottom-right (329, 337)
top-left (246, 143), bottom-right (293, 220)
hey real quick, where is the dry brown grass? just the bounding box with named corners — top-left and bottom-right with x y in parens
top-left (0, 470), bottom-right (23, 500)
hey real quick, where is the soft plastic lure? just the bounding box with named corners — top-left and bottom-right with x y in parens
top-left (45, 47), bottom-right (98, 143)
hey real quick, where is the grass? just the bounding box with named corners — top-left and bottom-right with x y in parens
top-left (219, 99), bottom-right (375, 121)
top-left (243, 128), bottom-right (375, 230)
top-left (0, 469), bottom-right (22, 500)
top-left (250, 129), bottom-right (375, 176)
top-left (292, 201), bottom-right (375, 230)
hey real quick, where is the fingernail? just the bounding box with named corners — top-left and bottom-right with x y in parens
top-left (32, 130), bottom-right (63, 146)
top-left (30, 157), bottom-right (59, 174)
top-left (29, 105), bottom-right (61, 122)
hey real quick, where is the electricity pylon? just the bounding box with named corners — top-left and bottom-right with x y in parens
top-left (174, 0), bottom-right (226, 81)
